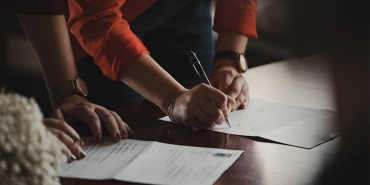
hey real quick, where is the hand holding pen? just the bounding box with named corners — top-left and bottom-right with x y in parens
top-left (188, 51), bottom-right (234, 128)
top-left (164, 51), bottom-right (235, 128)
top-left (171, 83), bottom-right (235, 128)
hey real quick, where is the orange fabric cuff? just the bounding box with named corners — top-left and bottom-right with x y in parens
top-left (95, 37), bottom-right (149, 81)
top-left (68, 0), bottom-right (150, 81)
top-left (213, 3), bottom-right (258, 39)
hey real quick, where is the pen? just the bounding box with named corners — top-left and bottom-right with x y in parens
top-left (189, 51), bottom-right (231, 128)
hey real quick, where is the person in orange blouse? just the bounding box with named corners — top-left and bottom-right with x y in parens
top-left (1, 0), bottom-right (258, 140)
top-left (1, 1), bottom-right (134, 158)
top-left (65, 0), bottom-right (258, 129)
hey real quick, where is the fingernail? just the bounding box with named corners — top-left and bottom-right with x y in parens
top-left (80, 151), bottom-right (86, 158)
top-left (69, 135), bottom-right (84, 146)
top-left (115, 132), bottom-right (121, 139)
top-left (122, 130), bottom-right (128, 135)
top-left (71, 154), bottom-right (76, 161)
top-left (95, 134), bottom-right (102, 143)
top-left (79, 139), bottom-right (85, 146)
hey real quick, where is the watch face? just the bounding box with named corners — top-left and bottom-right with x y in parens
top-left (238, 54), bottom-right (248, 72)
top-left (75, 78), bottom-right (89, 96)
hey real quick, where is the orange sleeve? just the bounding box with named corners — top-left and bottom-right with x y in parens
top-left (213, 0), bottom-right (259, 39)
top-left (67, 0), bottom-right (149, 80)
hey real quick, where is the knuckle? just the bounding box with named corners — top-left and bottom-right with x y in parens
top-left (235, 99), bottom-right (242, 106)
top-left (57, 120), bottom-right (67, 127)
top-left (78, 102), bottom-right (89, 108)
top-left (220, 94), bottom-right (227, 103)
top-left (55, 130), bottom-right (67, 140)
top-left (110, 111), bottom-right (118, 116)
top-left (235, 74), bottom-right (244, 79)
top-left (198, 83), bottom-right (208, 90)
top-left (79, 104), bottom-right (91, 111)
top-left (70, 144), bottom-right (80, 151)
top-left (232, 98), bottom-right (237, 106)
top-left (199, 83), bottom-right (207, 88)
top-left (221, 85), bottom-right (229, 91)
top-left (54, 130), bottom-right (62, 138)
top-left (224, 70), bottom-right (233, 76)
top-left (101, 111), bottom-right (113, 118)
top-left (218, 111), bottom-right (224, 119)
top-left (230, 86), bottom-right (240, 95)
top-left (86, 113), bottom-right (99, 122)
top-left (240, 88), bottom-right (248, 96)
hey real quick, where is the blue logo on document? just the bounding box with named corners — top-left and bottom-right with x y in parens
top-left (212, 153), bottom-right (232, 158)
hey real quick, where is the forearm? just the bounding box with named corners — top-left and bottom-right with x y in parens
top-left (17, 14), bottom-right (133, 141)
top-left (216, 30), bottom-right (248, 53)
top-left (17, 14), bottom-right (78, 92)
top-left (118, 54), bottom-right (184, 114)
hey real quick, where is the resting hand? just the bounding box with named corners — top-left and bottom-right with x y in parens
top-left (43, 118), bottom-right (85, 163)
top-left (209, 62), bottom-right (250, 111)
top-left (51, 94), bottom-right (134, 143)
top-left (171, 84), bottom-right (235, 128)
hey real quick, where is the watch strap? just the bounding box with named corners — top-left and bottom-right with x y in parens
top-left (213, 50), bottom-right (240, 62)
top-left (213, 50), bottom-right (247, 73)
top-left (49, 78), bottom-right (84, 101)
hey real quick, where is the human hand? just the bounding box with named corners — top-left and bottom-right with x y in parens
top-left (43, 118), bottom-right (85, 163)
top-left (171, 84), bottom-right (236, 128)
top-left (210, 61), bottom-right (250, 111)
top-left (51, 94), bottom-right (134, 143)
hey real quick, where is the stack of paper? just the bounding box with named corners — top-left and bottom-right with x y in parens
top-left (161, 99), bottom-right (339, 148)
top-left (58, 138), bottom-right (243, 185)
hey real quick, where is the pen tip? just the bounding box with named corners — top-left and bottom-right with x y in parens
top-left (225, 119), bottom-right (231, 128)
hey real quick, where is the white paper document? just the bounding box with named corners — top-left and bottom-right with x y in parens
top-left (160, 99), bottom-right (339, 148)
top-left (57, 138), bottom-right (243, 185)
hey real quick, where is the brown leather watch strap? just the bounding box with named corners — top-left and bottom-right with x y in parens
top-left (213, 50), bottom-right (248, 73)
top-left (213, 50), bottom-right (240, 62)
top-left (49, 78), bottom-right (88, 101)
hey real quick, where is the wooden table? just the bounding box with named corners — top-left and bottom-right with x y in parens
top-left (60, 54), bottom-right (340, 185)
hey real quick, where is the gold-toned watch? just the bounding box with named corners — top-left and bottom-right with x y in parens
top-left (213, 50), bottom-right (248, 73)
top-left (49, 77), bottom-right (88, 101)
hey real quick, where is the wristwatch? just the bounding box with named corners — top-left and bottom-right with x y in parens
top-left (49, 77), bottom-right (88, 101)
top-left (213, 50), bottom-right (248, 73)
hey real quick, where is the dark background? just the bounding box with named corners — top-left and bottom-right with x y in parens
top-left (0, 1), bottom-right (368, 184)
